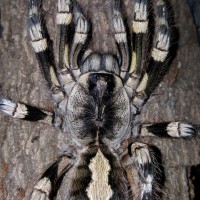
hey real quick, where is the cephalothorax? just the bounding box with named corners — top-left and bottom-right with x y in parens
top-left (0, 0), bottom-right (199, 199)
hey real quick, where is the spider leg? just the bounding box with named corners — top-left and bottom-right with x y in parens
top-left (69, 5), bottom-right (89, 79)
top-left (113, 5), bottom-right (129, 79)
top-left (123, 142), bottom-right (160, 200)
top-left (56, 0), bottom-right (76, 95)
top-left (57, 0), bottom-right (72, 71)
top-left (30, 155), bottom-right (73, 200)
top-left (125, 0), bottom-right (149, 98)
top-left (0, 97), bottom-right (53, 124)
top-left (141, 122), bottom-right (199, 138)
top-left (128, 0), bottom-right (171, 115)
top-left (28, 0), bottom-right (64, 103)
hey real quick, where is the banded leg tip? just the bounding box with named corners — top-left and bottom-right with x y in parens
top-left (76, 16), bottom-right (89, 33)
top-left (0, 98), bottom-right (16, 116)
top-left (167, 122), bottom-right (196, 137)
top-left (30, 190), bottom-right (49, 200)
top-left (130, 142), bottom-right (152, 164)
top-left (30, 177), bottom-right (51, 200)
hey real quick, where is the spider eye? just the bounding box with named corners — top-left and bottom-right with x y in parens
top-left (96, 75), bottom-right (100, 80)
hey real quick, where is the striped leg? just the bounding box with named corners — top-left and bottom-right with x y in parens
top-left (142, 122), bottom-right (199, 138)
top-left (30, 155), bottom-right (73, 200)
top-left (28, 0), bottom-right (64, 103)
top-left (125, 0), bottom-right (149, 98)
top-left (113, 6), bottom-right (129, 79)
top-left (125, 142), bottom-right (159, 200)
top-left (131, 0), bottom-right (171, 115)
top-left (56, 0), bottom-right (76, 95)
top-left (0, 97), bottom-right (53, 124)
top-left (69, 5), bottom-right (89, 79)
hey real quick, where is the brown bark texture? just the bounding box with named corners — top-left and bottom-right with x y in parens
top-left (0, 0), bottom-right (200, 199)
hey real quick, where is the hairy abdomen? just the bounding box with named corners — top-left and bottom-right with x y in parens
top-left (57, 144), bottom-right (130, 199)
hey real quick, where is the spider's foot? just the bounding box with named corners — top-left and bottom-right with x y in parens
top-left (167, 122), bottom-right (196, 137)
top-left (0, 97), bottom-right (52, 123)
top-left (30, 177), bottom-right (51, 200)
top-left (145, 122), bottom-right (197, 138)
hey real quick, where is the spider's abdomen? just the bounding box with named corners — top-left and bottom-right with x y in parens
top-left (64, 71), bottom-right (131, 144)
top-left (58, 144), bottom-right (129, 200)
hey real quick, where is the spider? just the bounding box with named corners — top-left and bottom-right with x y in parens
top-left (0, 0), bottom-right (199, 199)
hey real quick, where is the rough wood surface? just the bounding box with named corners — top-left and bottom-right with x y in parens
top-left (0, 0), bottom-right (199, 199)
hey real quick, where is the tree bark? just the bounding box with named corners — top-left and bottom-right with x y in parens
top-left (0, 0), bottom-right (199, 199)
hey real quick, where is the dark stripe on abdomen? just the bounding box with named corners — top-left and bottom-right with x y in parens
top-left (69, 146), bottom-right (97, 199)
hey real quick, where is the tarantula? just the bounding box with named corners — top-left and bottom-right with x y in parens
top-left (0, 0), bottom-right (199, 199)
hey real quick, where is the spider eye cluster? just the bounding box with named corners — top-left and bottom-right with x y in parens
top-left (88, 73), bottom-right (115, 99)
